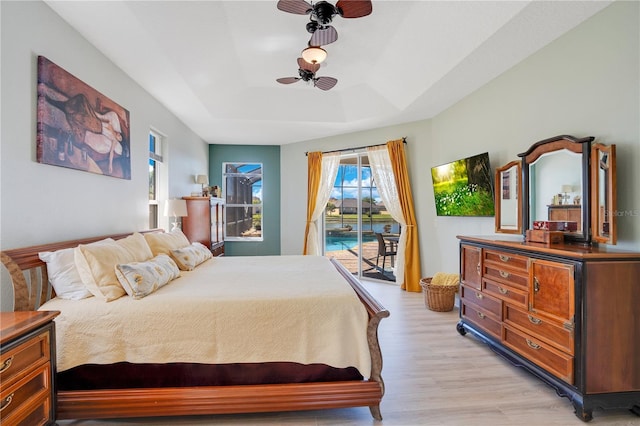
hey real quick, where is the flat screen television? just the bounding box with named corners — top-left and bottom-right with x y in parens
top-left (431, 152), bottom-right (495, 216)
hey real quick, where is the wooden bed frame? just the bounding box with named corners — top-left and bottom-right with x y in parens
top-left (0, 231), bottom-right (390, 421)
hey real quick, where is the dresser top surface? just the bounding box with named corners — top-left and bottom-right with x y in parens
top-left (1, 311), bottom-right (59, 345)
top-left (457, 235), bottom-right (640, 260)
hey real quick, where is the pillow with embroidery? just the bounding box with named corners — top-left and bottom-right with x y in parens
top-left (171, 242), bottom-right (213, 271)
top-left (115, 254), bottom-right (180, 299)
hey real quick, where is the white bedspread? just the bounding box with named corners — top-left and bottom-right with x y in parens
top-left (39, 255), bottom-right (372, 377)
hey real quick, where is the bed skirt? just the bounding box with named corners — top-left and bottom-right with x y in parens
top-left (57, 361), bottom-right (363, 390)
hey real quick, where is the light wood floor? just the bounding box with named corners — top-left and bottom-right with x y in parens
top-left (58, 279), bottom-right (638, 426)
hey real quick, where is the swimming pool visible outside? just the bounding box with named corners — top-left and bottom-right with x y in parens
top-left (325, 222), bottom-right (399, 252)
top-left (325, 234), bottom-right (376, 252)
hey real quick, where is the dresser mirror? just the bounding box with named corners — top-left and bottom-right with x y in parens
top-left (591, 143), bottom-right (617, 244)
top-left (494, 161), bottom-right (522, 234)
top-left (519, 135), bottom-right (593, 244)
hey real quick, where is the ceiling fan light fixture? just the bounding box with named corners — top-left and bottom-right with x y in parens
top-left (301, 46), bottom-right (327, 64)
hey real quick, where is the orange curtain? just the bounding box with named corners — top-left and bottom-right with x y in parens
top-left (387, 139), bottom-right (422, 292)
top-left (303, 152), bottom-right (322, 255)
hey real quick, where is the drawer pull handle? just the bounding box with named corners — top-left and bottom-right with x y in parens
top-left (534, 277), bottom-right (540, 293)
top-left (475, 292), bottom-right (483, 300)
top-left (526, 339), bottom-right (541, 350)
top-left (498, 286), bottom-right (508, 295)
top-left (499, 255), bottom-right (510, 262)
top-left (0, 356), bottom-right (13, 373)
top-left (528, 315), bottom-right (542, 325)
top-left (476, 263), bottom-right (481, 275)
top-left (0, 393), bottom-right (13, 412)
top-left (477, 312), bottom-right (486, 319)
top-left (499, 270), bottom-right (509, 278)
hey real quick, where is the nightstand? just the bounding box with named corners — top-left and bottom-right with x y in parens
top-left (1, 311), bottom-right (59, 426)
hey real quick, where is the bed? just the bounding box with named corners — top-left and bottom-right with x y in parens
top-left (1, 230), bottom-right (389, 421)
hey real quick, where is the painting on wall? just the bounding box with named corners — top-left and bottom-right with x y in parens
top-left (36, 56), bottom-right (131, 179)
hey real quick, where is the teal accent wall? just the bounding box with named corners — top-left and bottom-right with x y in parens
top-left (209, 145), bottom-right (281, 256)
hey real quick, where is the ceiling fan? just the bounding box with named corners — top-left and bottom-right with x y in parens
top-left (276, 57), bottom-right (338, 91)
top-left (277, 0), bottom-right (372, 46)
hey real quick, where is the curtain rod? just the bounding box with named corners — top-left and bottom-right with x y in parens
top-left (305, 137), bottom-right (406, 156)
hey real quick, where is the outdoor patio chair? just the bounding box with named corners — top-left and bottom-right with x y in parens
top-left (375, 232), bottom-right (397, 271)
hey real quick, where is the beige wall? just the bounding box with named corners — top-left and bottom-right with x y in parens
top-left (281, 1), bottom-right (640, 279)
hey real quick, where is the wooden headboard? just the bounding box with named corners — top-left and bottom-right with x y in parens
top-left (1, 229), bottom-right (162, 311)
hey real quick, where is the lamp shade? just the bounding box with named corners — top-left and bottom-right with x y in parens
top-left (561, 185), bottom-right (573, 193)
top-left (301, 46), bottom-right (327, 64)
top-left (164, 199), bottom-right (188, 217)
top-left (195, 175), bottom-right (209, 185)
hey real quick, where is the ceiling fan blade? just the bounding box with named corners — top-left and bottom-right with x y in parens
top-left (277, 0), bottom-right (312, 15)
top-left (276, 77), bottom-right (300, 85)
top-left (297, 57), bottom-right (320, 73)
top-left (336, 0), bottom-right (372, 18)
top-left (309, 26), bottom-right (338, 47)
top-left (314, 76), bottom-right (338, 91)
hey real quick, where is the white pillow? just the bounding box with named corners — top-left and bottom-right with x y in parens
top-left (75, 239), bottom-right (133, 302)
top-left (38, 248), bottom-right (93, 300)
top-left (115, 254), bottom-right (180, 299)
top-left (171, 242), bottom-right (213, 271)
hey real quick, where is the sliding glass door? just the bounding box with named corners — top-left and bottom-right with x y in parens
top-left (324, 153), bottom-right (399, 282)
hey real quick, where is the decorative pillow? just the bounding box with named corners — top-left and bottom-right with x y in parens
top-left (144, 230), bottom-right (190, 256)
top-left (38, 248), bottom-right (93, 300)
top-left (74, 239), bottom-right (134, 301)
top-left (116, 232), bottom-right (153, 262)
top-left (115, 254), bottom-right (180, 299)
top-left (170, 242), bottom-right (213, 271)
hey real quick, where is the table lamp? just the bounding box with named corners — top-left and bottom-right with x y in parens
top-left (164, 199), bottom-right (188, 231)
top-left (561, 185), bottom-right (572, 205)
top-left (196, 175), bottom-right (209, 196)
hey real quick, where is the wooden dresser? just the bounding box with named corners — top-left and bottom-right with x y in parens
top-left (457, 236), bottom-right (640, 422)
top-left (0, 311), bottom-right (59, 426)
top-left (181, 196), bottom-right (212, 248)
top-left (182, 196), bottom-right (225, 256)
top-left (548, 204), bottom-right (582, 231)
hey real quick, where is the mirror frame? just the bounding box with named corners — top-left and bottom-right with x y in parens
top-left (518, 135), bottom-right (594, 245)
top-left (591, 143), bottom-right (617, 245)
top-left (494, 161), bottom-right (522, 234)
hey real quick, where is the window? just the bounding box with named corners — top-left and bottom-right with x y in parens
top-left (148, 131), bottom-right (163, 228)
top-left (223, 163), bottom-right (262, 241)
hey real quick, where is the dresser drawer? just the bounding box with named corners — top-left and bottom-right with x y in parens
top-left (504, 304), bottom-right (574, 355)
top-left (482, 279), bottom-right (528, 308)
top-left (0, 362), bottom-right (51, 425)
top-left (483, 264), bottom-right (528, 290)
top-left (484, 249), bottom-right (528, 273)
top-left (6, 396), bottom-right (50, 426)
top-left (503, 324), bottom-right (574, 384)
top-left (0, 331), bottom-right (50, 386)
top-left (461, 302), bottom-right (502, 340)
top-left (460, 285), bottom-right (501, 319)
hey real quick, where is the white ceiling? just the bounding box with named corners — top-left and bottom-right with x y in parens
top-left (44, 0), bottom-right (612, 145)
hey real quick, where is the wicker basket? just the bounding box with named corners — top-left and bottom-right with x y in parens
top-left (420, 277), bottom-right (458, 312)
